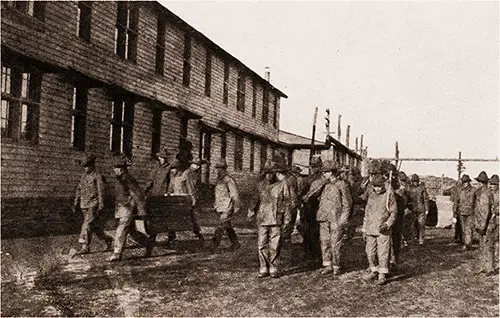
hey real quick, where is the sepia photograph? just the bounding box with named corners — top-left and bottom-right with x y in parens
top-left (1, 0), bottom-right (498, 316)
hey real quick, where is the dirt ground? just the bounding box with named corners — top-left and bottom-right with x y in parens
top-left (1, 223), bottom-right (498, 317)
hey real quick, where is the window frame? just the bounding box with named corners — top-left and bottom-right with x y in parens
top-left (249, 139), bottom-right (255, 172)
top-left (234, 134), bottom-right (244, 171)
top-left (204, 50), bottom-right (212, 97)
top-left (155, 16), bottom-right (166, 75)
top-left (220, 132), bottom-right (227, 159)
top-left (71, 84), bottom-right (88, 150)
top-left (182, 33), bottom-right (192, 87)
top-left (260, 143), bottom-right (268, 171)
top-left (223, 61), bottom-right (229, 105)
top-left (2, 1), bottom-right (46, 21)
top-left (1, 63), bottom-right (41, 144)
top-left (251, 80), bottom-right (257, 118)
top-left (262, 87), bottom-right (269, 124)
top-left (109, 96), bottom-right (134, 157)
top-left (272, 93), bottom-right (278, 128)
top-left (151, 108), bottom-right (162, 157)
top-left (76, 1), bottom-right (92, 42)
top-left (236, 70), bottom-right (246, 112)
top-left (115, 1), bottom-right (139, 62)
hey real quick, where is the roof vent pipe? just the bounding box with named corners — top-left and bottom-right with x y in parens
top-left (264, 66), bottom-right (270, 82)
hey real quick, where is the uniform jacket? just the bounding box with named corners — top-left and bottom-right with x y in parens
top-left (74, 170), bottom-right (105, 210)
top-left (250, 178), bottom-right (291, 226)
top-left (490, 189), bottom-right (499, 233)
top-left (361, 185), bottom-right (397, 236)
top-left (317, 179), bottom-right (352, 227)
top-left (145, 163), bottom-right (171, 197)
top-left (214, 173), bottom-right (241, 218)
top-left (453, 184), bottom-right (476, 216)
top-left (115, 171), bottom-right (147, 218)
top-left (395, 186), bottom-right (410, 216)
top-left (185, 167), bottom-right (201, 202)
top-left (474, 185), bottom-right (493, 233)
top-left (408, 183), bottom-right (429, 213)
top-left (284, 174), bottom-right (299, 210)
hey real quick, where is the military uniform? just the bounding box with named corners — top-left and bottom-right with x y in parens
top-left (248, 161), bottom-right (291, 277)
top-left (453, 175), bottom-right (476, 248)
top-left (109, 158), bottom-right (154, 261)
top-left (361, 177), bottom-right (397, 283)
top-left (213, 158), bottom-right (241, 249)
top-left (474, 172), bottom-right (496, 275)
top-left (316, 161), bottom-right (352, 274)
top-left (407, 175), bottom-right (429, 245)
top-left (392, 171), bottom-right (409, 264)
top-left (73, 155), bottom-right (113, 253)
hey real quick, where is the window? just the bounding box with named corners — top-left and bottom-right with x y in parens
top-left (204, 50), bottom-right (212, 97)
top-left (249, 139), bottom-right (255, 172)
top-left (182, 33), bottom-right (192, 87)
top-left (151, 108), bottom-right (162, 156)
top-left (71, 85), bottom-right (88, 150)
top-left (260, 143), bottom-right (268, 170)
top-left (155, 17), bottom-right (166, 75)
top-left (236, 71), bottom-right (245, 112)
top-left (262, 87), bottom-right (269, 124)
top-left (272, 93), bottom-right (278, 128)
top-left (223, 62), bottom-right (229, 105)
top-left (76, 1), bottom-right (92, 41)
top-left (2, 1), bottom-right (46, 21)
top-left (251, 80), bottom-right (257, 118)
top-left (180, 116), bottom-right (188, 140)
top-left (234, 135), bottom-right (243, 171)
top-left (200, 132), bottom-right (212, 161)
top-left (115, 1), bottom-right (138, 62)
top-left (1, 63), bottom-right (41, 143)
top-left (220, 132), bottom-right (227, 159)
top-left (109, 97), bottom-right (134, 157)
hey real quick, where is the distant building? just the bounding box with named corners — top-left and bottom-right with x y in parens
top-left (279, 131), bottom-right (362, 174)
top-left (1, 1), bottom-right (288, 237)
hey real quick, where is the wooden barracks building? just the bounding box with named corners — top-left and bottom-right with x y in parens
top-left (1, 1), bottom-right (290, 237)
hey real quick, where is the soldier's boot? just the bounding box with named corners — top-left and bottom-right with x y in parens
top-left (77, 244), bottom-right (89, 254)
top-left (105, 239), bottom-right (113, 252)
top-left (332, 266), bottom-right (341, 275)
top-left (144, 238), bottom-right (155, 258)
top-left (212, 228), bottom-right (224, 249)
top-left (166, 231), bottom-right (177, 248)
top-left (362, 271), bottom-right (378, 282)
top-left (320, 266), bottom-right (333, 275)
top-left (227, 227), bottom-right (240, 250)
top-left (376, 273), bottom-right (387, 285)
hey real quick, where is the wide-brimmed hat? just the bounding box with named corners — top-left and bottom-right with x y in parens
top-left (371, 174), bottom-right (386, 187)
top-left (190, 158), bottom-right (207, 166)
top-left (214, 158), bottom-right (227, 169)
top-left (461, 174), bottom-right (471, 183)
top-left (368, 159), bottom-right (384, 174)
top-left (398, 171), bottom-right (408, 181)
top-left (489, 174), bottom-right (499, 185)
top-left (475, 171), bottom-right (489, 183)
top-left (310, 156), bottom-right (323, 168)
top-left (170, 159), bottom-right (183, 169)
top-left (410, 174), bottom-right (420, 182)
top-left (82, 154), bottom-right (96, 167)
top-left (322, 160), bottom-right (338, 172)
top-left (290, 166), bottom-right (302, 174)
top-left (155, 148), bottom-right (169, 159)
top-left (273, 160), bottom-right (288, 173)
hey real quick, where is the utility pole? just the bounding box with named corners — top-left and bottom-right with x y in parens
top-left (337, 114), bottom-right (342, 141)
top-left (325, 108), bottom-right (330, 136)
top-left (355, 137), bottom-right (359, 153)
top-left (309, 107), bottom-right (318, 170)
top-left (457, 151), bottom-right (465, 180)
top-left (346, 125), bottom-right (350, 148)
top-left (395, 141), bottom-right (399, 167)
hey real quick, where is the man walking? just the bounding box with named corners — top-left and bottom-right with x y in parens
top-left (453, 174), bottom-right (476, 250)
top-left (316, 160), bottom-right (352, 275)
top-left (474, 171), bottom-right (496, 276)
top-left (212, 158), bottom-right (241, 250)
top-left (488, 174), bottom-right (499, 270)
top-left (107, 156), bottom-right (155, 262)
top-left (73, 154), bottom-right (113, 254)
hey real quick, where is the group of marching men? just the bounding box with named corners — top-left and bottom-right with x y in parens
top-left (72, 145), bottom-right (499, 284)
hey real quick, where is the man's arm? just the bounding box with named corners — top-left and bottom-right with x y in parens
top-left (73, 176), bottom-right (82, 211)
top-left (227, 177), bottom-right (241, 212)
top-left (339, 182), bottom-right (353, 227)
top-left (96, 173), bottom-right (105, 210)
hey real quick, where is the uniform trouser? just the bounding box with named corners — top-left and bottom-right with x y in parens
top-left (282, 207), bottom-right (298, 240)
top-left (168, 207), bottom-right (202, 241)
top-left (478, 232), bottom-right (496, 273)
top-left (390, 212), bottom-right (404, 263)
top-left (459, 214), bottom-right (474, 246)
top-left (415, 211), bottom-right (426, 243)
top-left (319, 222), bottom-right (343, 269)
top-left (258, 225), bottom-right (282, 274)
top-left (300, 204), bottom-right (320, 260)
top-left (402, 212), bottom-right (416, 243)
top-left (366, 234), bottom-right (391, 274)
top-left (454, 216), bottom-right (463, 243)
top-left (114, 216), bottom-right (155, 255)
top-left (79, 207), bottom-right (113, 245)
top-left (213, 219), bottom-right (239, 247)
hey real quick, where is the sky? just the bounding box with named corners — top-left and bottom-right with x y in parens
top-left (162, 0), bottom-right (499, 179)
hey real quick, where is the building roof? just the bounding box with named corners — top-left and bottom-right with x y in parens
top-left (326, 135), bottom-right (362, 160)
top-left (279, 130), bottom-right (324, 144)
top-left (153, 1), bottom-right (288, 99)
